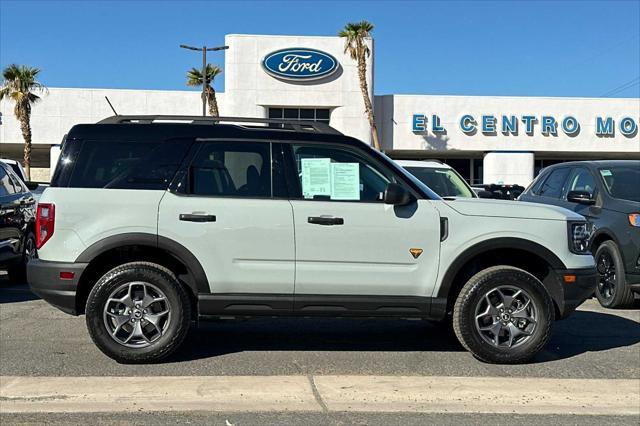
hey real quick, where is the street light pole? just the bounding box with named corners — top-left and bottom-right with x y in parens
top-left (180, 44), bottom-right (229, 116)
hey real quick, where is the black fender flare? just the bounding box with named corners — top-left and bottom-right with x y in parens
top-left (436, 237), bottom-right (567, 300)
top-left (75, 232), bottom-right (210, 294)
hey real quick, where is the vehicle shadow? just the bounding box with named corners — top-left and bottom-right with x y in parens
top-left (0, 278), bottom-right (40, 303)
top-left (170, 308), bottom-right (639, 363)
top-left (536, 308), bottom-right (640, 362)
top-left (170, 318), bottom-right (465, 361)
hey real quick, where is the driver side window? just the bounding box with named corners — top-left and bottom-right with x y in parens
top-left (566, 168), bottom-right (596, 199)
top-left (289, 144), bottom-right (392, 202)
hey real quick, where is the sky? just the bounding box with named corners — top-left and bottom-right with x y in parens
top-left (1, 0), bottom-right (639, 98)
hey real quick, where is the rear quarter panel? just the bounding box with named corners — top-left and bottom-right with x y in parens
top-left (36, 188), bottom-right (165, 262)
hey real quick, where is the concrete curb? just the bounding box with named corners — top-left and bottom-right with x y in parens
top-left (1, 375), bottom-right (639, 415)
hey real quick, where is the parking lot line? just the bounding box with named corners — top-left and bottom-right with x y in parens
top-left (1, 375), bottom-right (638, 415)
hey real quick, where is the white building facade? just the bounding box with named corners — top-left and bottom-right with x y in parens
top-left (1, 33), bottom-right (638, 184)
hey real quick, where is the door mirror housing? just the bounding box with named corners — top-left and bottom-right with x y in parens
top-left (383, 183), bottom-right (414, 206)
top-left (567, 190), bottom-right (595, 205)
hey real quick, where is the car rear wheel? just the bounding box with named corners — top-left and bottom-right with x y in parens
top-left (86, 262), bottom-right (191, 363)
top-left (453, 266), bottom-right (553, 364)
top-left (594, 241), bottom-right (634, 309)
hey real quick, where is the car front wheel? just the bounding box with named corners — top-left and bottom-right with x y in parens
top-left (86, 262), bottom-right (191, 363)
top-left (595, 241), bottom-right (634, 309)
top-left (453, 266), bottom-right (553, 364)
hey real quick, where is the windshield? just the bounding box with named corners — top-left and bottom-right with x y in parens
top-left (405, 167), bottom-right (475, 198)
top-left (599, 166), bottom-right (640, 203)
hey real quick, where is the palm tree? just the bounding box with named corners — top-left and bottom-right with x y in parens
top-left (339, 20), bottom-right (380, 151)
top-left (0, 64), bottom-right (46, 180)
top-left (186, 64), bottom-right (222, 117)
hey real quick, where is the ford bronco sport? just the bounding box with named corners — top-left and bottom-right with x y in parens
top-left (28, 116), bottom-right (596, 364)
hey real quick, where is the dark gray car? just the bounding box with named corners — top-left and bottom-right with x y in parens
top-left (0, 162), bottom-right (37, 282)
top-left (519, 160), bottom-right (640, 308)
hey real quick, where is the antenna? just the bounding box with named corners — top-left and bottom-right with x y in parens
top-left (105, 96), bottom-right (118, 115)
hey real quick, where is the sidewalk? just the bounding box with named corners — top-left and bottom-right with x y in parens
top-left (2, 375), bottom-right (639, 416)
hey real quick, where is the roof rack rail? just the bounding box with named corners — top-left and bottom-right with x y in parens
top-left (96, 115), bottom-right (342, 135)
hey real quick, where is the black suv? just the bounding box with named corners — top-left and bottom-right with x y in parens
top-left (0, 161), bottom-right (37, 283)
top-left (519, 160), bottom-right (640, 308)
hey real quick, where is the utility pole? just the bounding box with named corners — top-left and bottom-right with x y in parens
top-left (179, 44), bottom-right (229, 116)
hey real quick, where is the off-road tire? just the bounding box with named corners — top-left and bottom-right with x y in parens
top-left (86, 262), bottom-right (191, 364)
top-left (595, 241), bottom-right (634, 309)
top-left (453, 266), bottom-right (554, 364)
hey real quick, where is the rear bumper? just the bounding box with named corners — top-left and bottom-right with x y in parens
top-left (27, 259), bottom-right (87, 315)
top-left (555, 266), bottom-right (597, 319)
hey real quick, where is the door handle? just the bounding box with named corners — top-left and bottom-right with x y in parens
top-left (179, 213), bottom-right (216, 222)
top-left (308, 216), bottom-right (344, 226)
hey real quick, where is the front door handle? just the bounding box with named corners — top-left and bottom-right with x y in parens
top-left (308, 216), bottom-right (344, 226)
top-left (179, 213), bottom-right (216, 222)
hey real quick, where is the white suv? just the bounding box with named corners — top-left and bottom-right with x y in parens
top-left (28, 115), bottom-right (596, 364)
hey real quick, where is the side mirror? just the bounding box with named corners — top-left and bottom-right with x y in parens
top-left (383, 183), bottom-right (414, 206)
top-left (24, 181), bottom-right (39, 191)
top-left (567, 190), bottom-right (595, 205)
top-left (477, 190), bottom-right (494, 199)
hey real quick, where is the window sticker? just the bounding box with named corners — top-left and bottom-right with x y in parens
top-left (330, 162), bottom-right (360, 200)
top-left (600, 169), bottom-right (612, 177)
top-left (301, 158), bottom-right (331, 199)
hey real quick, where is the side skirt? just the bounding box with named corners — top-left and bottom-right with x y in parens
top-left (198, 293), bottom-right (444, 320)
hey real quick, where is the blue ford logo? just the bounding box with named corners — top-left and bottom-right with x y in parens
top-left (262, 48), bottom-right (339, 81)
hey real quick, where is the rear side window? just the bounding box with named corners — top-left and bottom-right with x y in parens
top-left (0, 167), bottom-right (16, 196)
top-left (537, 168), bottom-right (570, 198)
top-left (64, 139), bottom-right (192, 189)
top-left (188, 142), bottom-right (271, 197)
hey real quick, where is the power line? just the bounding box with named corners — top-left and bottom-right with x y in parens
top-left (600, 76), bottom-right (640, 97)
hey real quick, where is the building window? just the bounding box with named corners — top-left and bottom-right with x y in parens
top-left (268, 108), bottom-right (331, 128)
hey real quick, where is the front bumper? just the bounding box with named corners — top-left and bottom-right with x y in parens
top-left (27, 259), bottom-right (87, 315)
top-left (555, 266), bottom-right (597, 319)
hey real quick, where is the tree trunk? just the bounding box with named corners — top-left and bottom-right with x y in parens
top-left (357, 53), bottom-right (381, 151)
top-left (206, 85), bottom-right (219, 117)
top-left (16, 105), bottom-right (32, 180)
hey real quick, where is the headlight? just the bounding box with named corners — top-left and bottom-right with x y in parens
top-left (629, 213), bottom-right (640, 227)
top-left (568, 221), bottom-right (593, 254)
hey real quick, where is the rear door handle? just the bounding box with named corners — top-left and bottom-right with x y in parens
top-left (179, 213), bottom-right (216, 222)
top-left (308, 216), bottom-right (344, 226)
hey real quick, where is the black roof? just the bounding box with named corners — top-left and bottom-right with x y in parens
top-left (543, 160), bottom-right (640, 170)
top-left (66, 115), bottom-right (368, 147)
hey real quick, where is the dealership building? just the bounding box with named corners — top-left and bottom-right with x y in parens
top-left (1, 33), bottom-right (639, 184)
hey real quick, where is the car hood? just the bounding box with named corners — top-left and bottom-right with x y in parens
top-left (442, 198), bottom-right (585, 221)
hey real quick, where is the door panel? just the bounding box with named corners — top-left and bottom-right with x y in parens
top-left (158, 141), bottom-right (295, 295)
top-left (291, 200), bottom-right (441, 296)
top-left (158, 194), bottom-right (295, 294)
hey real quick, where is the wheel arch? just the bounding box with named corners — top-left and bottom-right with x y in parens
top-left (590, 228), bottom-right (618, 253)
top-left (74, 233), bottom-right (209, 315)
top-left (436, 237), bottom-right (567, 318)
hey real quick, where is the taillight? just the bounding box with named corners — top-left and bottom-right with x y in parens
top-left (36, 203), bottom-right (55, 249)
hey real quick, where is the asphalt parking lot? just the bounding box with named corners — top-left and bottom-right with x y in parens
top-left (1, 274), bottom-right (639, 424)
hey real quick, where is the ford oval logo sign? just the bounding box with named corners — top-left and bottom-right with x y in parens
top-left (262, 48), bottom-right (339, 81)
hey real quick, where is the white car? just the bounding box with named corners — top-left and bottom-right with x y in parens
top-left (28, 115), bottom-right (596, 364)
top-left (396, 160), bottom-right (478, 199)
